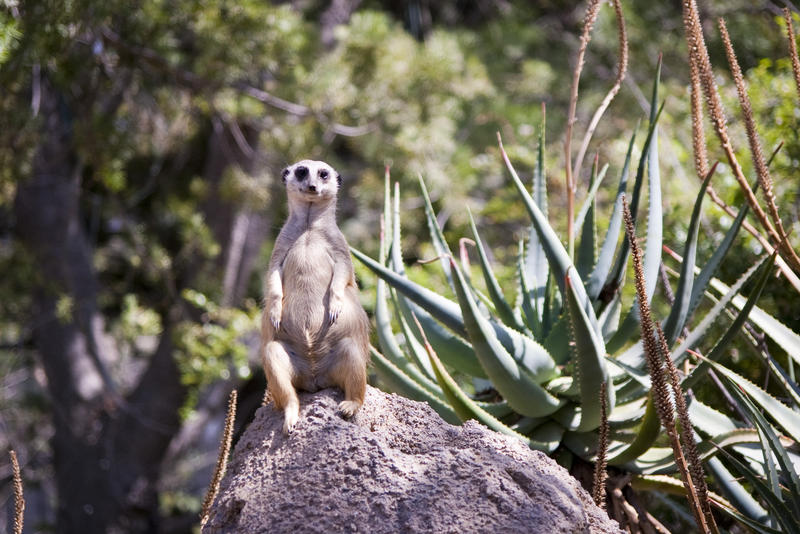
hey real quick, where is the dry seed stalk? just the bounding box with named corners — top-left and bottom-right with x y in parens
top-left (572, 0), bottom-right (629, 183)
top-left (201, 389), bottom-right (238, 529)
top-left (718, 18), bottom-right (789, 260)
top-left (564, 0), bottom-right (601, 258)
top-left (9, 450), bottom-right (24, 534)
top-left (783, 8), bottom-right (800, 102)
top-left (592, 381), bottom-right (609, 510)
top-left (622, 197), bottom-right (710, 533)
top-left (656, 323), bottom-right (717, 533)
top-left (688, 34), bottom-right (709, 179)
top-left (682, 0), bottom-right (800, 275)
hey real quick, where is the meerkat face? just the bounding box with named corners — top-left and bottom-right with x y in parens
top-left (281, 160), bottom-right (341, 201)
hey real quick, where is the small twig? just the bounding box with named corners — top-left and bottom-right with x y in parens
top-left (572, 0), bottom-right (628, 184)
top-left (564, 0), bottom-right (601, 259)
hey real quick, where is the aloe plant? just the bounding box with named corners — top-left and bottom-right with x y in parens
top-left (353, 64), bottom-right (800, 529)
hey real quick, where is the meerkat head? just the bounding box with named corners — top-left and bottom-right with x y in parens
top-left (281, 160), bottom-right (341, 202)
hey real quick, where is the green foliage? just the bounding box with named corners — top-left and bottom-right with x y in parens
top-left (174, 289), bottom-right (257, 416)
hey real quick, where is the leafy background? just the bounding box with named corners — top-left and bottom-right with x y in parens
top-left (1, 1), bottom-right (799, 532)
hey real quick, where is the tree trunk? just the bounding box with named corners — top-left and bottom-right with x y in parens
top-left (14, 77), bottom-right (188, 534)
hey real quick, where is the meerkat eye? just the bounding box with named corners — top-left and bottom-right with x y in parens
top-left (319, 169), bottom-right (329, 180)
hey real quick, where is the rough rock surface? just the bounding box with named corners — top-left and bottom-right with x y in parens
top-left (204, 386), bottom-right (623, 533)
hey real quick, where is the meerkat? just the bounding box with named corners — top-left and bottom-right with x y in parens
top-left (260, 159), bottom-right (370, 434)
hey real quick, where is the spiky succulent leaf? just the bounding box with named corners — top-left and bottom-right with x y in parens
top-left (468, 208), bottom-right (528, 332)
top-left (587, 126), bottom-right (637, 300)
top-left (418, 174), bottom-right (454, 288)
top-left (723, 375), bottom-right (800, 518)
top-left (661, 166), bottom-right (714, 346)
top-left (565, 270), bottom-right (612, 431)
top-left (683, 254), bottom-right (773, 390)
top-left (421, 324), bottom-right (562, 452)
top-left (370, 346), bottom-right (459, 424)
top-left (448, 256), bottom-right (563, 417)
top-left (576, 162), bottom-right (606, 280)
top-left (702, 357), bottom-right (800, 444)
top-left (523, 115), bottom-right (549, 326)
top-left (499, 137), bottom-right (601, 340)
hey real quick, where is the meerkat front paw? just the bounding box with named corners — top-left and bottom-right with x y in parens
top-left (328, 293), bottom-right (343, 323)
top-left (269, 302), bottom-right (283, 331)
top-left (338, 400), bottom-right (361, 419)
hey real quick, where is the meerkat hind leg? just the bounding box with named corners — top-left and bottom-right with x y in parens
top-left (263, 340), bottom-right (300, 434)
top-left (329, 338), bottom-right (367, 418)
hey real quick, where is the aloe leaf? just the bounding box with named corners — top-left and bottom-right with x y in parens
top-left (716, 447), bottom-right (799, 532)
top-left (523, 115), bottom-right (549, 325)
top-left (394, 294), bottom-right (486, 378)
top-left (576, 161), bottom-right (605, 281)
top-left (712, 504), bottom-right (781, 534)
top-left (499, 136), bottom-right (601, 339)
top-left (421, 324), bottom-right (561, 452)
top-left (598, 291), bottom-right (622, 341)
top-left (468, 209), bottom-right (527, 332)
top-left (574, 161), bottom-right (608, 242)
top-left (689, 399), bottom-right (739, 436)
top-left (418, 174), bottom-right (454, 289)
top-left (603, 72), bottom-right (664, 307)
top-left (608, 395), bottom-right (660, 465)
top-left (605, 104), bottom-right (664, 353)
top-left (623, 428), bottom-right (772, 474)
top-left (586, 126), bottom-right (637, 300)
top-left (388, 184), bottom-right (406, 277)
top-left (449, 256), bottom-right (563, 417)
top-left (355, 246), bottom-right (465, 330)
top-left (517, 241), bottom-right (541, 337)
top-left (357, 246), bottom-right (558, 382)
top-left (475, 399), bottom-right (514, 419)
top-left (376, 193), bottom-right (441, 391)
top-left (683, 254), bottom-right (773, 391)
top-left (701, 357), bottom-right (800, 444)
top-left (687, 183), bottom-right (755, 318)
top-left (542, 315), bottom-right (570, 365)
top-left (675, 254), bottom-right (766, 372)
top-left (376, 277), bottom-right (442, 394)
top-left (389, 288), bottom-right (437, 380)
top-left (723, 376), bottom-right (800, 519)
top-left (706, 456), bottom-right (769, 524)
top-left (565, 269), bottom-right (613, 431)
top-left (661, 166), bottom-right (714, 346)
top-left (370, 346), bottom-right (459, 424)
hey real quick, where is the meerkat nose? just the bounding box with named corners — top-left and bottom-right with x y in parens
top-left (295, 166), bottom-right (309, 180)
top-left (308, 184), bottom-right (317, 193)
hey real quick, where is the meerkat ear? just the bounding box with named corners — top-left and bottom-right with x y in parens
top-left (336, 173), bottom-right (342, 187)
top-left (281, 167), bottom-right (290, 184)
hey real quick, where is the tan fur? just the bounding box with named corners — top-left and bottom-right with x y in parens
top-left (260, 160), bottom-right (370, 434)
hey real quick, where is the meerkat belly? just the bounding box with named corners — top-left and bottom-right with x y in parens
top-left (279, 232), bottom-right (334, 351)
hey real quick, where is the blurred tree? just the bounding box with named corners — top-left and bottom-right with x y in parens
top-left (0, 0), bottom-right (798, 532)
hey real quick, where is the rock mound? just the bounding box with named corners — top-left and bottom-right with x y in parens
top-left (203, 386), bottom-right (622, 533)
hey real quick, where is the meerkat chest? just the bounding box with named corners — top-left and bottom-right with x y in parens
top-left (282, 230), bottom-right (335, 287)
